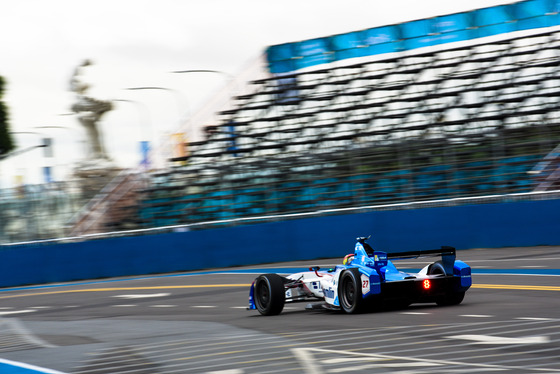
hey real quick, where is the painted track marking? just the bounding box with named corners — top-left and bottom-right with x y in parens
top-left (461, 314), bottom-right (493, 318)
top-left (112, 292), bottom-right (170, 299)
top-left (0, 358), bottom-right (66, 374)
top-left (0, 284), bottom-right (251, 299)
top-left (448, 334), bottom-right (550, 344)
top-left (292, 347), bottom-right (549, 373)
top-left (0, 282), bottom-right (557, 306)
top-left (0, 309), bottom-right (36, 316)
top-left (473, 284), bottom-right (560, 291)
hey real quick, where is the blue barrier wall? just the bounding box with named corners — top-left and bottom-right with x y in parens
top-left (1, 199), bottom-right (559, 288)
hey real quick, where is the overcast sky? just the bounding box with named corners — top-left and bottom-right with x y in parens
top-left (0, 0), bottom-right (512, 186)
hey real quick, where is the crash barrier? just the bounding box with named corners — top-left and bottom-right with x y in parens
top-left (1, 196), bottom-right (558, 288)
top-left (267, 0), bottom-right (560, 73)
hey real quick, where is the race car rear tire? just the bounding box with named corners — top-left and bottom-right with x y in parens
top-left (429, 261), bottom-right (465, 306)
top-left (254, 274), bottom-right (285, 316)
top-left (338, 268), bottom-right (364, 314)
top-left (436, 291), bottom-right (465, 306)
top-left (428, 261), bottom-right (446, 276)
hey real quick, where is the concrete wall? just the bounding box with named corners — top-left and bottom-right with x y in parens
top-left (1, 199), bottom-right (558, 288)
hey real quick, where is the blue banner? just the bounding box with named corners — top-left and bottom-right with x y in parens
top-left (267, 0), bottom-right (560, 74)
top-left (515, 0), bottom-right (552, 30)
top-left (331, 31), bottom-right (367, 61)
top-left (139, 140), bottom-right (150, 169)
top-left (293, 38), bottom-right (333, 70)
top-left (474, 5), bottom-right (515, 38)
top-left (43, 166), bottom-right (53, 183)
top-left (363, 25), bottom-right (401, 56)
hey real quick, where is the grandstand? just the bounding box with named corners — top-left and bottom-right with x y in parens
top-left (138, 27), bottom-right (560, 228)
top-left (2, 1), bottom-right (560, 243)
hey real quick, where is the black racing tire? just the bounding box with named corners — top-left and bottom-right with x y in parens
top-left (254, 274), bottom-right (285, 316)
top-left (428, 261), bottom-right (465, 306)
top-left (338, 268), bottom-right (364, 314)
top-left (436, 291), bottom-right (465, 306)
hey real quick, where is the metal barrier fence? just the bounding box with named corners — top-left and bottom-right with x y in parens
top-left (0, 181), bottom-right (81, 244)
top-left (4, 189), bottom-right (558, 248)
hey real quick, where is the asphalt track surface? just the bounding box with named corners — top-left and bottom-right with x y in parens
top-left (0, 246), bottom-right (558, 373)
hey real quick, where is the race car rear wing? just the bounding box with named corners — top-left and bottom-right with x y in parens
top-left (386, 246), bottom-right (456, 260)
top-left (384, 246), bottom-right (456, 274)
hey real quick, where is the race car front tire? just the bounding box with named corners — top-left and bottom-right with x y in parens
top-left (338, 268), bottom-right (364, 314)
top-left (254, 274), bottom-right (285, 316)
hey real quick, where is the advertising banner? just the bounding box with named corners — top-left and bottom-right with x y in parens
top-left (267, 0), bottom-right (560, 74)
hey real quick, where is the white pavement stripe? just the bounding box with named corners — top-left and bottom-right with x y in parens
top-left (448, 334), bottom-right (550, 345)
top-left (520, 265), bottom-right (547, 268)
top-left (327, 361), bottom-right (441, 372)
top-left (0, 310), bottom-right (36, 316)
top-left (298, 347), bottom-right (540, 372)
top-left (516, 317), bottom-right (555, 321)
top-left (322, 357), bottom-right (385, 364)
top-left (460, 314), bottom-right (493, 318)
top-left (112, 293), bottom-right (170, 299)
top-left (291, 348), bottom-right (321, 374)
top-left (150, 305), bottom-right (176, 308)
top-left (2, 318), bottom-right (57, 349)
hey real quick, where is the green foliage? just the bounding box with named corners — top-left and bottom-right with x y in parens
top-left (0, 76), bottom-right (15, 156)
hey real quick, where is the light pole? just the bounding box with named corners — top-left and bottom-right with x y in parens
top-left (123, 87), bottom-right (191, 169)
top-left (171, 69), bottom-right (236, 96)
top-left (170, 69), bottom-right (237, 143)
top-left (124, 86), bottom-right (188, 122)
top-left (32, 125), bottom-right (84, 181)
top-left (34, 125), bottom-right (81, 152)
top-left (114, 99), bottom-right (152, 140)
top-left (2, 132), bottom-right (48, 161)
top-left (171, 69), bottom-right (234, 80)
top-left (4, 131), bottom-right (48, 185)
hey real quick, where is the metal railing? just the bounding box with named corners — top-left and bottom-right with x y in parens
top-left (2, 189), bottom-right (559, 247)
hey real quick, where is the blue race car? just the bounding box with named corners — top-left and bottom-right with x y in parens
top-left (249, 236), bottom-right (472, 315)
